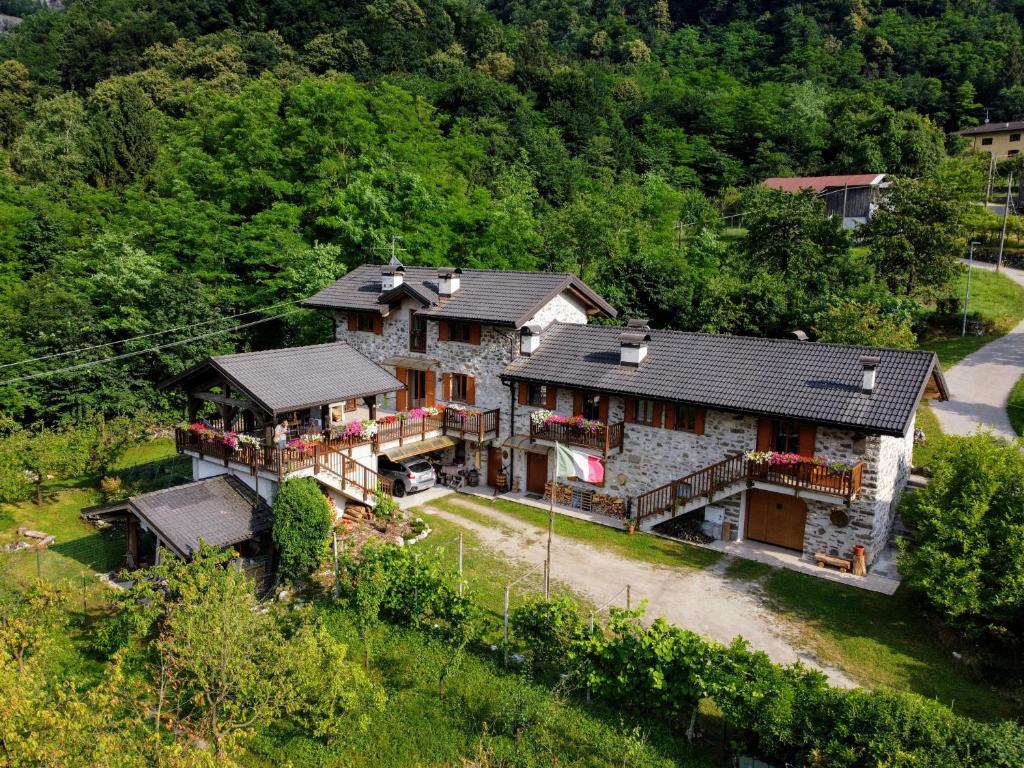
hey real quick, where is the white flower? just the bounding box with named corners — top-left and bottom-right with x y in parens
top-left (530, 409), bottom-right (552, 427)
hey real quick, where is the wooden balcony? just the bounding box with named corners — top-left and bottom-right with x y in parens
top-left (529, 418), bottom-right (625, 454)
top-left (634, 455), bottom-right (866, 524)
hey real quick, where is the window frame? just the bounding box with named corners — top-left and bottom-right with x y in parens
top-left (1012, 133), bottom-right (1021, 142)
top-left (448, 321), bottom-right (473, 343)
top-left (356, 313), bottom-right (376, 332)
top-left (772, 419), bottom-right (802, 454)
top-left (527, 383), bottom-right (548, 407)
top-left (450, 373), bottom-right (471, 404)
top-left (407, 369), bottom-right (428, 407)
top-left (634, 398), bottom-right (657, 426)
top-left (581, 391), bottom-right (603, 421)
top-left (673, 404), bottom-right (700, 433)
top-left (981, 137), bottom-right (994, 146)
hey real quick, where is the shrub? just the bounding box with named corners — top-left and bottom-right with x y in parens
top-left (899, 432), bottom-right (1024, 642)
top-left (272, 478), bottom-right (333, 583)
top-left (510, 596), bottom-right (587, 679)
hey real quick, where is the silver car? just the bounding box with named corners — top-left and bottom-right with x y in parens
top-left (378, 457), bottom-right (436, 497)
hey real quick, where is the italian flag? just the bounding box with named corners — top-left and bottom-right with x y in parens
top-left (555, 442), bottom-right (604, 484)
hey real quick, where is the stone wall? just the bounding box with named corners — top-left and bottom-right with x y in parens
top-left (525, 292), bottom-right (588, 326)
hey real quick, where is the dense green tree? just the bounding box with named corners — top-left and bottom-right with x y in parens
top-left (271, 477), bottom-right (333, 583)
top-left (900, 433), bottom-right (1024, 643)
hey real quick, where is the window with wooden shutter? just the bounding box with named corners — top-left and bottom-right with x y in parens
top-left (441, 373), bottom-right (452, 401)
top-left (798, 424), bottom-right (816, 457)
top-left (424, 370), bottom-right (436, 405)
top-left (395, 368), bottom-right (409, 411)
top-left (756, 417), bottom-right (773, 451)
top-left (438, 321), bottom-right (450, 342)
top-left (372, 315), bottom-right (383, 335)
top-left (518, 382), bottom-right (530, 405)
top-left (634, 398), bottom-right (657, 426)
top-left (545, 386), bottom-right (557, 409)
top-left (669, 404), bottom-right (704, 434)
top-left (468, 324), bottom-right (481, 345)
top-left (572, 390), bottom-right (583, 416)
top-left (598, 395), bottom-right (609, 423)
top-left (623, 397), bottom-right (636, 423)
top-left (466, 375), bottom-right (476, 405)
top-left (347, 313), bottom-right (357, 332)
top-left (693, 409), bottom-right (706, 435)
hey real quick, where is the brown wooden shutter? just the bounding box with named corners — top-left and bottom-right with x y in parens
top-left (395, 368), bottom-right (409, 411)
top-left (652, 402), bottom-right (664, 428)
top-left (545, 386), bottom-right (557, 409)
top-left (798, 424), bottom-right (816, 457)
top-left (372, 314), bottom-right (383, 335)
top-left (466, 375), bottom-right (476, 405)
top-left (598, 395), bottom-right (609, 423)
top-left (623, 397), bottom-right (636, 424)
top-left (468, 324), bottom-right (481, 345)
top-left (518, 382), bottom-right (529, 405)
top-left (347, 313), bottom-right (357, 332)
top-left (694, 409), bottom-right (706, 436)
top-left (424, 370), bottom-right (436, 406)
top-left (572, 390), bottom-right (583, 416)
top-left (441, 373), bottom-right (452, 401)
top-left (756, 418), bottom-right (773, 451)
top-left (438, 321), bottom-right (450, 341)
top-left (664, 403), bottom-right (676, 430)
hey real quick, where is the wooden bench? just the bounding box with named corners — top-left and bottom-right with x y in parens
top-left (815, 552), bottom-right (852, 573)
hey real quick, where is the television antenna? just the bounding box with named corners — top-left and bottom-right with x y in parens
top-left (373, 234), bottom-right (407, 266)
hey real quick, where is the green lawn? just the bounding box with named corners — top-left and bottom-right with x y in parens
top-left (0, 438), bottom-right (184, 593)
top-left (921, 268), bottom-right (1024, 367)
top-left (911, 404), bottom-right (946, 471)
top-left (1008, 375), bottom-right (1024, 436)
top-left (427, 495), bottom-right (722, 570)
top-left (759, 570), bottom-right (1019, 722)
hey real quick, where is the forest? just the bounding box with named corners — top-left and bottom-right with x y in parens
top-left (0, 0), bottom-right (1018, 423)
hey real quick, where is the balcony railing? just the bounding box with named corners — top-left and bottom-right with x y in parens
top-left (634, 454), bottom-right (866, 524)
top-left (529, 418), bottom-right (625, 454)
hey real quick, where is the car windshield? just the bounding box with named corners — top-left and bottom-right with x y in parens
top-left (407, 461), bottom-right (432, 473)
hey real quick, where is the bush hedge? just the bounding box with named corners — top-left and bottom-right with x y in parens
top-left (272, 478), bottom-right (333, 583)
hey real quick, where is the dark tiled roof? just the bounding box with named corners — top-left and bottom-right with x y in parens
top-left (503, 325), bottom-right (945, 436)
top-left (303, 264), bottom-right (617, 326)
top-left (172, 342), bottom-right (403, 415)
top-left (959, 121), bottom-right (1024, 136)
top-left (129, 476), bottom-right (271, 558)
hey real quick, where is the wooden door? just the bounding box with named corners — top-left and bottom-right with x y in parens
top-left (745, 490), bottom-right (807, 551)
top-left (526, 452), bottom-right (549, 495)
top-left (487, 446), bottom-right (503, 487)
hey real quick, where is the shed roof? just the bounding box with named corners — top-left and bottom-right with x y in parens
top-left (164, 342), bottom-right (404, 416)
top-left (503, 324), bottom-right (946, 436)
top-left (303, 265), bottom-right (617, 327)
top-left (129, 476), bottom-right (271, 559)
top-left (762, 174), bottom-right (886, 193)
top-left (959, 121), bottom-right (1024, 136)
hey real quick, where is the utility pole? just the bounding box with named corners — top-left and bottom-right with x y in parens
top-left (998, 172), bottom-right (1013, 273)
top-left (962, 241), bottom-right (979, 337)
top-left (986, 153), bottom-right (995, 205)
top-left (544, 445), bottom-right (556, 598)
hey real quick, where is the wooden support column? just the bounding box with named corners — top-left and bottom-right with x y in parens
top-left (127, 515), bottom-right (139, 569)
top-left (365, 395), bottom-right (377, 420)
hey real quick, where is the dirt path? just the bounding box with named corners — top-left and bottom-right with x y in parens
top-left (931, 261), bottom-right (1024, 439)
top-left (423, 496), bottom-right (856, 688)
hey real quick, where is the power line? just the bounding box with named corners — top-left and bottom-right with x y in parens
top-left (0, 309), bottom-right (302, 387)
top-left (0, 297), bottom-right (306, 371)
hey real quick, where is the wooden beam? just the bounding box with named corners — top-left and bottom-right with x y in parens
top-left (191, 391), bottom-right (253, 409)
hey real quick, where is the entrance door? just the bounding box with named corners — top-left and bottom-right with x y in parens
top-left (526, 451), bottom-right (549, 495)
top-left (487, 446), bottom-right (503, 487)
top-left (745, 490), bottom-right (807, 551)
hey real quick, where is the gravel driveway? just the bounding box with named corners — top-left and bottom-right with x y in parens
top-left (423, 496), bottom-right (856, 688)
top-left (931, 262), bottom-right (1024, 439)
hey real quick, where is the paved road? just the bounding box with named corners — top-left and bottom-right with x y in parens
top-left (424, 496), bottom-right (856, 688)
top-left (931, 262), bottom-right (1024, 439)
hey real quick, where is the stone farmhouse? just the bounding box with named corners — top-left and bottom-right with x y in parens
top-left (106, 261), bottom-right (946, 577)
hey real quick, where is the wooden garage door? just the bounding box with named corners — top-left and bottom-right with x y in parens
top-left (526, 452), bottom-right (549, 495)
top-left (745, 490), bottom-right (807, 551)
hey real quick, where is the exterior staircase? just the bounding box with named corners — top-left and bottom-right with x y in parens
top-left (632, 453), bottom-right (865, 531)
top-left (314, 449), bottom-right (392, 505)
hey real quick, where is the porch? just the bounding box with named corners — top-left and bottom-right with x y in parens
top-left (529, 418), bottom-right (625, 454)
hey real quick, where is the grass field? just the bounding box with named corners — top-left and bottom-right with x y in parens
top-left (419, 493), bottom-right (1020, 722)
top-left (0, 438), bottom-right (186, 592)
top-left (425, 495), bottom-right (722, 570)
top-left (921, 268), bottom-right (1024, 367)
top-left (911, 404), bottom-right (946, 471)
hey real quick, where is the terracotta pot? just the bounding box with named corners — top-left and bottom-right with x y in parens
top-left (853, 544), bottom-right (865, 555)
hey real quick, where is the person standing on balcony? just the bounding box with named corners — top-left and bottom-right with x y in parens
top-left (274, 420), bottom-right (288, 449)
